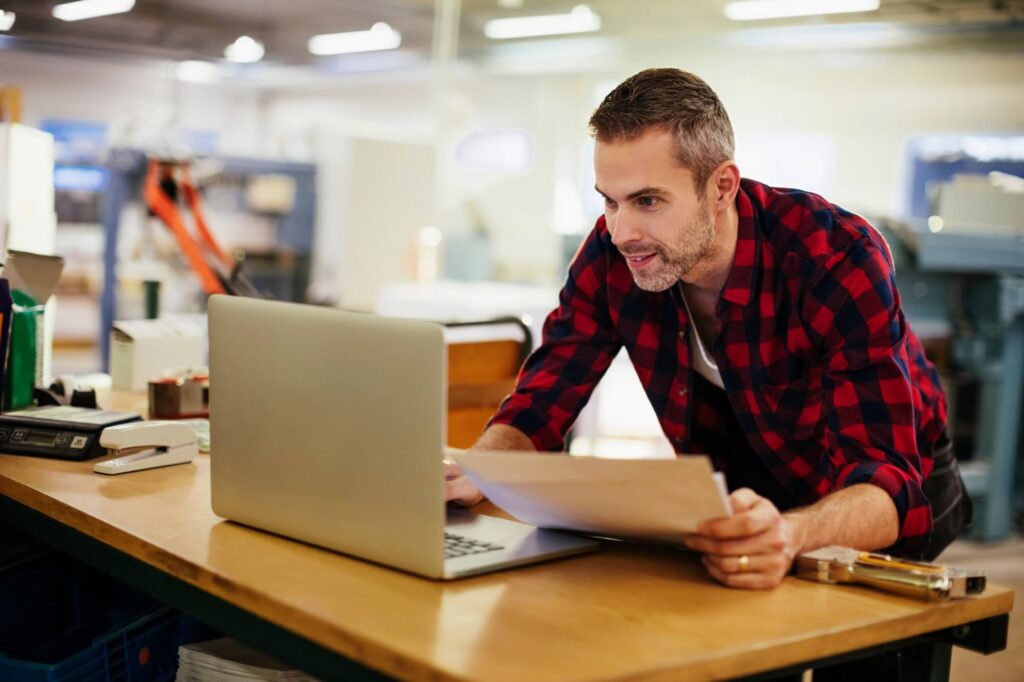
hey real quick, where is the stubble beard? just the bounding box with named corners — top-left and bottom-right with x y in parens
top-left (628, 204), bottom-right (716, 292)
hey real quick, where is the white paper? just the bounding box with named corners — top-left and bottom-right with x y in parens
top-left (176, 637), bottom-right (321, 681)
top-left (452, 451), bottom-right (732, 544)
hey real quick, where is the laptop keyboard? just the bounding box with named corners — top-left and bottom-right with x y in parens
top-left (445, 532), bottom-right (504, 559)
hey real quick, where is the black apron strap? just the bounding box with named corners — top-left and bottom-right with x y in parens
top-left (919, 430), bottom-right (974, 560)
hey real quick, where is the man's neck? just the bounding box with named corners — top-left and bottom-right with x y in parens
top-left (680, 200), bottom-right (739, 298)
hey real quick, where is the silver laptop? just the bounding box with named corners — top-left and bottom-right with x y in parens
top-left (208, 295), bottom-right (598, 579)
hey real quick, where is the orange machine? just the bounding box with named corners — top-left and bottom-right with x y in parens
top-left (143, 158), bottom-right (261, 298)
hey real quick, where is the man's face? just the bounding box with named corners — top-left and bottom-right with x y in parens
top-left (594, 128), bottom-right (716, 292)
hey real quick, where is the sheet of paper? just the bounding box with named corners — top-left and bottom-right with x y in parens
top-left (452, 451), bottom-right (732, 544)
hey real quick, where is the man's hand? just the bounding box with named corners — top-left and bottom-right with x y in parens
top-left (443, 425), bottom-right (535, 506)
top-left (444, 460), bottom-right (484, 506)
top-left (683, 488), bottom-right (805, 590)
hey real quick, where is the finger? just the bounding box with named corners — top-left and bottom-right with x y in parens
top-left (701, 557), bottom-right (783, 590)
top-left (698, 496), bottom-right (779, 538)
top-left (728, 487), bottom-right (761, 512)
top-left (702, 551), bottom-right (791, 579)
top-left (691, 488), bottom-right (759, 531)
top-left (702, 552), bottom-right (767, 575)
top-left (445, 476), bottom-right (483, 506)
top-left (683, 526), bottom-right (784, 556)
top-left (443, 460), bottom-right (464, 480)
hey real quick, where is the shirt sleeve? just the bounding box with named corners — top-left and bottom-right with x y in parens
top-left (488, 222), bottom-right (623, 451)
top-left (803, 238), bottom-right (932, 557)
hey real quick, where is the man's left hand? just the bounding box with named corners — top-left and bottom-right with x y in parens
top-left (682, 488), bottom-right (805, 590)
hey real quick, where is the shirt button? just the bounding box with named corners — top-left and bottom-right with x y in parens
top-left (678, 387), bottom-right (687, 397)
top-left (678, 331), bottom-right (685, 339)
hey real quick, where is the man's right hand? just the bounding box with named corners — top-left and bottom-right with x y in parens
top-left (443, 425), bottom-right (535, 506)
top-left (444, 459), bottom-right (484, 506)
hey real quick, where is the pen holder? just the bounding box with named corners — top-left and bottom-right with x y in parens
top-left (5, 290), bottom-right (44, 411)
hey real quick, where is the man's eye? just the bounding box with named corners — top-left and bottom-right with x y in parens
top-left (603, 197), bottom-right (617, 209)
top-left (637, 196), bottom-right (658, 208)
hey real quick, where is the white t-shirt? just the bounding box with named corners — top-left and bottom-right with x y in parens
top-left (679, 285), bottom-right (725, 390)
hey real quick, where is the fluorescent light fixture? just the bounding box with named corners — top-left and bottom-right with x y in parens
top-left (724, 0), bottom-right (880, 21)
top-left (485, 4), bottom-right (601, 39)
top-left (175, 60), bottom-right (219, 84)
top-left (0, 11), bottom-right (15, 31)
top-left (727, 21), bottom-right (911, 50)
top-left (485, 3), bottom-right (598, 39)
top-left (52, 0), bottom-right (135, 22)
top-left (308, 22), bottom-right (401, 56)
top-left (225, 35), bottom-right (265, 63)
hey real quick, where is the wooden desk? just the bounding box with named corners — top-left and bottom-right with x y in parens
top-left (0, 451), bottom-right (1013, 681)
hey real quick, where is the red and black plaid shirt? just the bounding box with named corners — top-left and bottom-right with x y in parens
top-left (491, 178), bottom-right (947, 557)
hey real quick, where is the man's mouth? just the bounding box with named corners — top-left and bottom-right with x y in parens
top-left (624, 253), bottom-right (657, 268)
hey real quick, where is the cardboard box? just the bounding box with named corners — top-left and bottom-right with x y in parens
top-left (109, 319), bottom-right (205, 392)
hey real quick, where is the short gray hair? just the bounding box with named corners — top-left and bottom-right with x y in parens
top-left (589, 68), bottom-right (735, 194)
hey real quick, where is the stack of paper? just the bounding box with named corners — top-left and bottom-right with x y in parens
top-left (452, 451), bottom-right (732, 544)
top-left (176, 638), bottom-right (321, 682)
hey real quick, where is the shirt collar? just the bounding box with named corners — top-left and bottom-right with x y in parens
top-left (718, 180), bottom-right (760, 309)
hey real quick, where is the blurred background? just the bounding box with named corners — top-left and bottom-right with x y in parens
top-left (0, 1), bottom-right (1023, 678)
top-left (2, 3), bottom-right (1023, 479)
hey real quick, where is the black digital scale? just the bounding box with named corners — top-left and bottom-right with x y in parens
top-left (0, 406), bottom-right (143, 461)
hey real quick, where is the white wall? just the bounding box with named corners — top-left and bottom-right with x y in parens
top-left (1, 50), bottom-right (263, 155)
top-left (474, 47), bottom-right (1024, 241)
top-left (672, 49), bottom-right (1024, 217)
top-left (263, 80), bottom-right (438, 306)
top-left (262, 44), bottom-right (1024, 290)
top-left (262, 71), bottom-right (593, 287)
top-left (316, 132), bottom-right (437, 310)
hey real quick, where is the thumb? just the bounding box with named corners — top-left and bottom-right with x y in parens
top-left (728, 487), bottom-right (760, 513)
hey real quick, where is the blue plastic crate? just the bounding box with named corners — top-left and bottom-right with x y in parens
top-left (0, 552), bottom-right (217, 682)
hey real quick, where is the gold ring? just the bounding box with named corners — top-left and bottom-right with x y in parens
top-left (738, 555), bottom-right (750, 572)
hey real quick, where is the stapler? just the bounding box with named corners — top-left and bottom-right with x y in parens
top-left (795, 546), bottom-right (986, 601)
top-left (94, 421), bottom-right (198, 475)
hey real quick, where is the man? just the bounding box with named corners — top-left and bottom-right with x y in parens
top-left (445, 68), bottom-right (971, 591)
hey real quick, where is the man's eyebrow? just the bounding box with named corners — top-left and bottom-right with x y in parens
top-left (594, 185), bottom-right (668, 201)
top-left (626, 186), bottom-right (667, 200)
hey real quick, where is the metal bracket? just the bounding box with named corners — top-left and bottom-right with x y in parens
top-left (935, 613), bottom-right (1010, 654)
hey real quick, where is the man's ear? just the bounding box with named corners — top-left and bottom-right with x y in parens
top-left (710, 161), bottom-right (741, 212)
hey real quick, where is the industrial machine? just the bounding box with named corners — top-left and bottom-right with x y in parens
top-left (874, 134), bottom-right (1024, 541)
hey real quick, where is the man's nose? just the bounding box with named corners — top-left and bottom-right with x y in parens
top-left (608, 210), bottom-right (642, 246)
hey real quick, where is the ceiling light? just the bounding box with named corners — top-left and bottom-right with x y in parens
top-left (175, 60), bottom-right (219, 84)
top-left (724, 0), bottom-right (880, 21)
top-left (0, 11), bottom-right (15, 31)
top-left (484, 4), bottom-right (601, 40)
top-left (308, 22), bottom-right (402, 56)
top-left (52, 0), bottom-right (135, 22)
top-left (225, 35), bottom-right (265, 63)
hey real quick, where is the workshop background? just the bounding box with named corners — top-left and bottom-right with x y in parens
top-left (1, 1), bottom-right (1022, 680)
